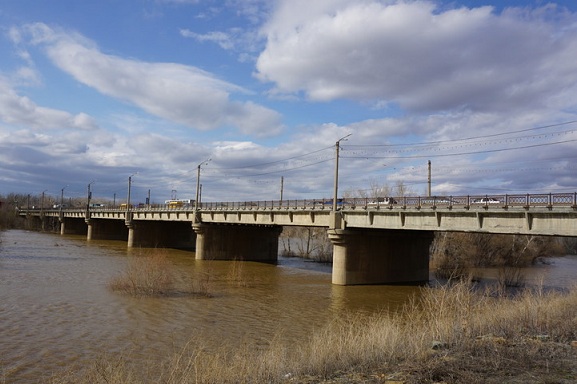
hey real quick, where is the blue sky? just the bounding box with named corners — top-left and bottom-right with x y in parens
top-left (1, 0), bottom-right (577, 205)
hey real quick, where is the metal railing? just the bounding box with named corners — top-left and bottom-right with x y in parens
top-left (20, 192), bottom-right (577, 213)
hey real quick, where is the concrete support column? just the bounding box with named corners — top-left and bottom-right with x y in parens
top-left (57, 217), bottom-right (87, 235)
top-left (126, 220), bottom-right (135, 248)
top-left (193, 223), bottom-right (282, 261)
top-left (193, 224), bottom-right (206, 259)
top-left (86, 219), bottom-right (93, 240)
top-left (328, 228), bottom-right (434, 285)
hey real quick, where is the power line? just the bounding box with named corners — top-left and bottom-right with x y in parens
top-left (343, 138), bottom-right (577, 159)
top-left (205, 158), bottom-right (334, 178)
top-left (346, 119), bottom-right (577, 148)
top-left (216, 145), bottom-right (333, 170)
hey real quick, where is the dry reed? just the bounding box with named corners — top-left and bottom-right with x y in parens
top-left (109, 249), bottom-right (212, 297)
top-left (109, 249), bottom-right (174, 296)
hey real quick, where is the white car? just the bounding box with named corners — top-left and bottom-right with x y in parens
top-left (472, 197), bottom-right (501, 204)
top-left (368, 197), bottom-right (397, 206)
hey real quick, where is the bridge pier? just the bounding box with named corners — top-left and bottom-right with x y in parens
top-left (123, 220), bottom-right (195, 248)
top-left (328, 228), bottom-right (434, 285)
top-left (58, 217), bottom-right (87, 235)
top-left (85, 219), bottom-right (129, 241)
top-left (126, 220), bottom-right (135, 247)
top-left (193, 223), bottom-right (282, 261)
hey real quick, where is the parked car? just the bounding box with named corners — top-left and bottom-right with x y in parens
top-left (472, 197), bottom-right (502, 204)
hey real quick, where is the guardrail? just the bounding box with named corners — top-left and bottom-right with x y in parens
top-left (19, 192), bottom-right (577, 213)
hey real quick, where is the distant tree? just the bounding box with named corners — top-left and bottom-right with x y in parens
top-left (430, 232), bottom-right (568, 281)
top-left (0, 193), bottom-right (27, 230)
top-left (345, 179), bottom-right (409, 199)
top-left (280, 226), bottom-right (332, 262)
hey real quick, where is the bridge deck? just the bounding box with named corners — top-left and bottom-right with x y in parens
top-left (21, 193), bottom-right (577, 237)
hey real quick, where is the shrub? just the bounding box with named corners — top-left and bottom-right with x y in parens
top-left (109, 250), bottom-right (174, 296)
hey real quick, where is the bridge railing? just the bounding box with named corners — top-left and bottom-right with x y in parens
top-left (199, 193), bottom-right (577, 210)
top-left (18, 192), bottom-right (577, 213)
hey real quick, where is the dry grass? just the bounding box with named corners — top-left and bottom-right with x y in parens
top-left (224, 259), bottom-right (252, 287)
top-left (54, 281), bottom-right (577, 383)
top-left (109, 249), bottom-right (174, 296)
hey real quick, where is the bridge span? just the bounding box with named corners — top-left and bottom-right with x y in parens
top-left (20, 193), bottom-right (577, 286)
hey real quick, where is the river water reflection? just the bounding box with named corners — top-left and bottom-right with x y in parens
top-left (1, 229), bottom-right (576, 382)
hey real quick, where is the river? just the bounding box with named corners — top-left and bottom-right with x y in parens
top-left (1, 229), bottom-right (576, 383)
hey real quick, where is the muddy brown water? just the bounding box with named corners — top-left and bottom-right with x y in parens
top-left (1, 229), bottom-right (575, 382)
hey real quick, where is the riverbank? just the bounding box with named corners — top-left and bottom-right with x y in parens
top-left (51, 281), bottom-right (577, 384)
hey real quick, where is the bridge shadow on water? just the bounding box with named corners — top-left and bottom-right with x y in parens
top-left (277, 255), bottom-right (333, 274)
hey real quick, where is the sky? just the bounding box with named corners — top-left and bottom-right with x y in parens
top-left (1, 0), bottom-right (577, 205)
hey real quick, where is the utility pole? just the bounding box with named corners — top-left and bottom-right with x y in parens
top-left (41, 190), bottom-right (46, 212)
top-left (195, 158), bottom-right (211, 211)
top-left (280, 176), bottom-right (284, 203)
top-left (333, 134), bottom-right (352, 212)
top-left (427, 160), bottom-right (432, 197)
top-left (60, 185), bottom-right (67, 214)
top-left (126, 173), bottom-right (136, 217)
top-left (86, 181), bottom-right (94, 212)
top-left (41, 189), bottom-right (47, 231)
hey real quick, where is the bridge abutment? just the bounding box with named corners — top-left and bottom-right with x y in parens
top-left (328, 228), bottom-right (434, 285)
top-left (193, 223), bottom-right (282, 261)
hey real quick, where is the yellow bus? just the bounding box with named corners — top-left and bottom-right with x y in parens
top-left (165, 199), bottom-right (192, 208)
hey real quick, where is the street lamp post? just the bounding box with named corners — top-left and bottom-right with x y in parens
top-left (195, 158), bottom-right (211, 211)
top-left (333, 134), bottom-right (351, 212)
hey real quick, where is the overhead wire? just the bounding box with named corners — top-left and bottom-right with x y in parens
top-left (343, 138), bottom-right (577, 159)
top-left (346, 119), bottom-right (577, 148)
top-left (215, 145), bottom-right (334, 170)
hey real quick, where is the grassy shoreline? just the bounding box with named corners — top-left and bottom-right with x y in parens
top-left (51, 281), bottom-right (577, 384)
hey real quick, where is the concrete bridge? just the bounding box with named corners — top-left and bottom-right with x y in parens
top-left (20, 193), bottom-right (577, 285)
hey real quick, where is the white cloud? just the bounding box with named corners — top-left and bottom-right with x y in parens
top-left (0, 78), bottom-right (98, 130)
top-left (256, 0), bottom-right (577, 114)
top-left (19, 23), bottom-right (283, 136)
top-left (180, 29), bottom-right (235, 50)
top-left (2, 2), bottom-right (577, 200)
